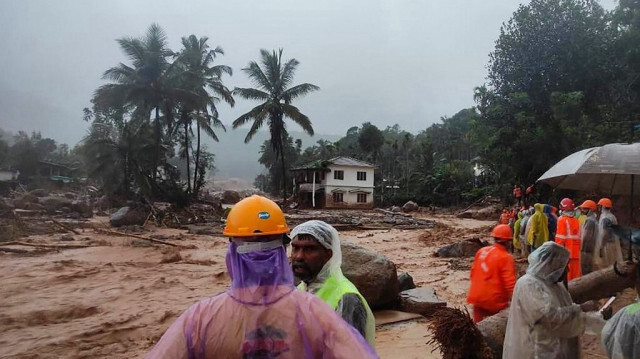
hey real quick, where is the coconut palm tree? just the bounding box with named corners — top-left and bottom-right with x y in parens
top-left (233, 49), bottom-right (319, 198)
top-left (94, 23), bottom-right (177, 180)
top-left (174, 35), bottom-right (234, 196)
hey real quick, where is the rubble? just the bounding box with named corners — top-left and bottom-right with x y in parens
top-left (286, 209), bottom-right (436, 230)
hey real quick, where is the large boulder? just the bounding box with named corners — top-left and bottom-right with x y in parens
top-left (436, 238), bottom-right (487, 258)
top-left (221, 190), bottom-right (241, 204)
top-left (341, 241), bottom-right (399, 309)
top-left (398, 271), bottom-right (416, 292)
top-left (109, 207), bottom-right (149, 227)
top-left (39, 196), bottom-right (73, 213)
top-left (71, 201), bottom-right (93, 218)
top-left (402, 201), bottom-right (419, 213)
top-left (398, 287), bottom-right (447, 316)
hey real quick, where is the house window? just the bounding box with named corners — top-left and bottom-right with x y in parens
top-left (314, 172), bottom-right (321, 182)
top-left (334, 170), bottom-right (344, 180)
top-left (333, 192), bottom-right (344, 203)
top-left (357, 171), bottom-right (367, 181)
top-left (357, 193), bottom-right (367, 203)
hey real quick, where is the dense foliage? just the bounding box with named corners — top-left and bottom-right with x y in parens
top-left (255, 0), bottom-right (640, 206)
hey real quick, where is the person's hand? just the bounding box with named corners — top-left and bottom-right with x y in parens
top-left (580, 301), bottom-right (598, 312)
top-left (601, 306), bottom-right (613, 320)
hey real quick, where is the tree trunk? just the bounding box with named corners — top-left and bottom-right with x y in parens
top-left (184, 121), bottom-right (191, 194)
top-left (477, 262), bottom-right (637, 358)
top-left (281, 148), bottom-right (287, 201)
top-left (193, 119), bottom-right (201, 197)
top-left (153, 107), bottom-right (161, 181)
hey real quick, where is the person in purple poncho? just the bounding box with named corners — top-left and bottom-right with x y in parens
top-left (146, 195), bottom-right (378, 359)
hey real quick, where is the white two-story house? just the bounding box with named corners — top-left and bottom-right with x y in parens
top-left (291, 156), bottom-right (375, 209)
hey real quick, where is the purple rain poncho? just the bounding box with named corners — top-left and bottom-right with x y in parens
top-left (146, 241), bottom-right (378, 359)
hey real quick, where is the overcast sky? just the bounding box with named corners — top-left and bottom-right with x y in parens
top-left (0, 0), bottom-right (618, 146)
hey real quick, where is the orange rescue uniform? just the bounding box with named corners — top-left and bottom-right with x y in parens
top-left (467, 243), bottom-right (516, 323)
top-left (555, 215), bottom-right (582, 280)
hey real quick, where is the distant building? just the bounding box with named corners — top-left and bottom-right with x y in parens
top-left (0, 169), bottom-right (19, 182)
top-left (291, 156), bottom-right (375, 209)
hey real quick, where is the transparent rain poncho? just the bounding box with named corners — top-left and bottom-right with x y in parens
top-left (291, 220), bottom-right (376, 346)
top-left (146, 239), bottom-right (378, 359)
top-left (503, 242), bottom-right (603, 359)
top-left (602, 297), bottom-right (640, 359)
top-left (580, 210), bottom-right (599, 274)
top-left (595, 207), bottom-right (623, 270)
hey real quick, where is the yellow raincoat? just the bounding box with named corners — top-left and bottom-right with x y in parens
top-left (513, 212), bottom-right (523, 250)
top-left (526, 203), bottom-right (549, 248)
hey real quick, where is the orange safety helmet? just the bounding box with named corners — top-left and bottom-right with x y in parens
top-left (578, 200), bottom-right (597, 211)
top-left (492, 224), bottom-right (513, 241)
top-left (223, 195), bottom-right (290, 237)
top-left (597, 198), bottom-right (613, 208)
top-left (559, 198), bottom-right (575, 211)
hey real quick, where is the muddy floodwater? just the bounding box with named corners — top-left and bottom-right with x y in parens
top-left (0, 213), bottom-right (615, 358)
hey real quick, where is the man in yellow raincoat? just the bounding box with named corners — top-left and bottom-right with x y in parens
top-left (526, 203), bottom-right (549, 251)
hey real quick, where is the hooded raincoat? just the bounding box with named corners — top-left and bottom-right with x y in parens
top-left (601, 297), bottom-right (640, 359)
top-left (146, 239), bottom-right (378, 359)
top-left (291, 220), bottom-right (376, 347)
top-left (580, 210), bottom-right (599, 275)
top-left (595, 207), bottom-right (623, 270)
top-left (526, 204), bottom-right (549, 249)
top-left (503, 242), bottom-right (594, 359)
top-left (520, 208), bottom-right (532, 257)
top-left (513, 212), bottom-right (523, 251)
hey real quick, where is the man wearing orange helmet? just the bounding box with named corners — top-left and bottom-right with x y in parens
top-left (595, 198), bottom-right (623, 270)
top-left (467, 224), bottom-right (516, 323)
top-left (578, 200), bottom-right (599, 275)
top-left (555, 198), bottom-right (582, 280)
top-left (146, 195), bottom-right (378, 358)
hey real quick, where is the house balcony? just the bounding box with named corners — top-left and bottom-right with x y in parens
top-left (298, 183), bottom-right (326, 193)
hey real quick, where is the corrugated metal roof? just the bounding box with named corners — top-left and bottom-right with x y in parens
top-left (328, 156), bottom-right (375, 168)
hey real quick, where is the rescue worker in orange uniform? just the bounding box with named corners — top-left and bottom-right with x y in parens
top-left (555, 198), bottom-right (582, 281)
top-left (467, 224), bottom-right (517, 323)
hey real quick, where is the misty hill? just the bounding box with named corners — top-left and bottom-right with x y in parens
top-left (204, 128), bottom-right (340, 181)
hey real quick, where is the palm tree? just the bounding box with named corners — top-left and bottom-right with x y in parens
top-left (94, 23), bottom-right (177, 180)
top-left (233, 49), bottom-right (319, 199)
top-left (175, 35), bottom-right (234, 196)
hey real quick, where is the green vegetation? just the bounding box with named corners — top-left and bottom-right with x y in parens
top-left (3, 0), bottom-right (639, 208)
top-left (256, 0), bottom-right (640, 206)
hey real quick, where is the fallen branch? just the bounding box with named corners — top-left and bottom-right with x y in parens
top-left (50, 219), bottom-right (81, 235)
top-left (93, 228), bottom-right (190, 248)
top-left (0, 247), bottom-right (30, 253)
top-left (0, 241), bottom-right (90, 249)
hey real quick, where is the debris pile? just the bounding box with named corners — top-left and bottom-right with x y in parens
top-left (286, 209), bottom-right (436, 230)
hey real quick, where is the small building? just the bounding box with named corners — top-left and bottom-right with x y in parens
top-left (292, 156), bottom-right (375, 209)
top-left (0, 169), bottom-right (19, 182)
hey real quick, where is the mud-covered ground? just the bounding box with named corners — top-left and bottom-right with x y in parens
top-left (0, 212), bottom-right (622, 358)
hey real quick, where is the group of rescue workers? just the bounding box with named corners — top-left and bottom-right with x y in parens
top-left (143, 194), bottom-right (638, 358)
top-left (468, 196), bottom-right (638, 358)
